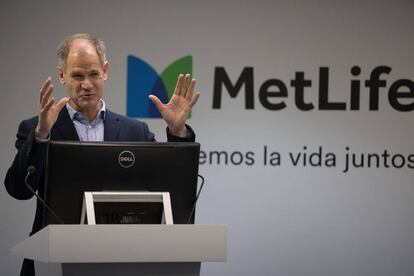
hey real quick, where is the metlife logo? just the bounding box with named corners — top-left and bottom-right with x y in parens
top-left (127, 57), bottom-right (414, 116)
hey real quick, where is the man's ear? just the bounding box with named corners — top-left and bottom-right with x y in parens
top-left (103, 61), bottom-right (109, 81)
top-left (57, 66), bottom-right (65, 85)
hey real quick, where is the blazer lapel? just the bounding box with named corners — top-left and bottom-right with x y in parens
top-left (52, 107), bottom-right (80, 141)
top-left (104, 110), bottom-right (121, 141)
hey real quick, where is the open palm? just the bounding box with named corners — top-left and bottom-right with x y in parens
top-left (149, 74), bottom-right (200, 137)
top-left (35, 77), bottom-right (69, 138)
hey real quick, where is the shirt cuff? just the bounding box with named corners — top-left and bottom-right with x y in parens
top-left (35, 133), bottom-right (51, 143)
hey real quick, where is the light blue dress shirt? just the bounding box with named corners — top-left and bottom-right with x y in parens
top-left (65, 100), bottom-right (106, 142)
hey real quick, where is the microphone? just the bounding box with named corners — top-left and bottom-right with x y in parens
top-left (186, 174), bottom-right (205, 224)
top-left (25, 166), bottom-right (64, 224)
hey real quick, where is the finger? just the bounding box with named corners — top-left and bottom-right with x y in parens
top-left (41, 84), bottom-right (54, 108)
top-left (39, 76), bottom-right (52, 103)
top-left (41, 97), bottom-right (55, 114)
top-left (190, 91), bottom-right (201, 108)
top-left (148, 95), bottom-right (164, 111)
top-left (184, 78), bottom-right (196, 99)
top-left (174, 74), bottom-right (184, 96)
top-left (181, 73), bottom-right (191, 96)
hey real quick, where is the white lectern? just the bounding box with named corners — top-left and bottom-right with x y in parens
top-left (11, 224), bottom-right (227, 276)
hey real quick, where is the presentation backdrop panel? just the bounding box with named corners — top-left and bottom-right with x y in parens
top-left (1, 1), bottom-right (413, 275)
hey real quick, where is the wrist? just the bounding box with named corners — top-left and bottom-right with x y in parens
top-left (169, 126), bottom-right (188, 137)
top-left (35, 126), bottom-right (50, 139)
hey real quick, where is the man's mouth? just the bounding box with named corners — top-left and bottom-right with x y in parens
top-left (80, 93), bottom-right (95, 98)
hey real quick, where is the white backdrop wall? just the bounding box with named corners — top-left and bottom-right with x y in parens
top-left (1, 1), bottom-right (413, 275)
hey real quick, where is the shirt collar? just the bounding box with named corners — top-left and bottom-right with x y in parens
top-left (66, 99), bottom-right (106, 121)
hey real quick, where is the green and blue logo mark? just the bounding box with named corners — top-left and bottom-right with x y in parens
top-left (127, 55), bottom-right (192, 118)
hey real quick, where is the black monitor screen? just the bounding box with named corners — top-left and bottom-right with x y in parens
top-left (43, 141), bottom-right (200, 226)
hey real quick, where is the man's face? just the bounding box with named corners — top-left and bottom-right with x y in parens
top-left (58, 39), bottom-right (108, 115)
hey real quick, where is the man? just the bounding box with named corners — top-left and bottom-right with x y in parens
top-left (4, 33), bottom-right (200, 276)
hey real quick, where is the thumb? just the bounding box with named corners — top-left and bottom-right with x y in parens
top-left (55, 97), bottom-right (70, 111)
top-left (148, 95), bottom-right (164, 111)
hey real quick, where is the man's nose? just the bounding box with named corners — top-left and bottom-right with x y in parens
top-left (81, 78), bottom-right (93, 90)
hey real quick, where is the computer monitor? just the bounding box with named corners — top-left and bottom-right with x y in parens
top-left (42, 141), bottom-right (200, 226)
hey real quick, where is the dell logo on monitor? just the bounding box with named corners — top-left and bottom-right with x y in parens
top-left (118, 151), bottom-right (135, 168)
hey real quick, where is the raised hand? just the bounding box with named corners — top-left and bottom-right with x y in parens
top-left (149, 74), bottom-right (200, 137)
top-left (35, 77), bottom-right (69, 139)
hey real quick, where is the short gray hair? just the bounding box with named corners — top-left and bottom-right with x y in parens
top-left (57, 33), bottom-right (107, 69)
